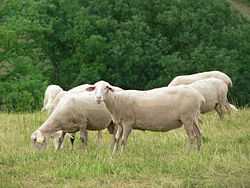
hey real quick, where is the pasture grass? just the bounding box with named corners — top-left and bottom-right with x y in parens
top-left (0, 109), bottom-right (250, 187)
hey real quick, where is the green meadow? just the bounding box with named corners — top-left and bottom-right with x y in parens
top-left (0, 109), bottom-right (250, 188)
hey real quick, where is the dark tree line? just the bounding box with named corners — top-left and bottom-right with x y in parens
top-left (0, 0), bottom-right (250, 111)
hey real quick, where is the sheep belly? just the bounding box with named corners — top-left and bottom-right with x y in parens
top-left (134, 106), bottom-right (182, 131)
top-left (86, 108), bottom-right (111, 130)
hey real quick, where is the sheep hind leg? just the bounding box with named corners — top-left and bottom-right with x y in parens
top-left (97, 130), bottom-right (103, 145)
top-left (112, 125), bottom-right (122, 155)
top-left (215, 103), bottom-right (224, 120)
top-left (193, 121), bottom-right (202, 150)
top-left (80, 129), bottom-right (88, 150)
top-left (183, 126), bottom-right (195, 151)
top-left (182, 118), bottom-right (201, 151)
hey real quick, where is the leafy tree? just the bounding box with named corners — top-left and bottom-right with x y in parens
top-left (1, 0), bottom-right (250, 111)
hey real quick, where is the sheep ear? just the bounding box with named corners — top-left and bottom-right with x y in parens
top-left (86, 86), bottom-right (96, 92)
top-left (107, 86), bottom-right (114, 92)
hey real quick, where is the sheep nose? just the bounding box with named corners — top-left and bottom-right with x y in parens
top-left (31, 137), bottom-right (37, 143)
top-left (31, 134), bottom-right (37, 142)
top-left (96, 96), bottom-right (103, 104)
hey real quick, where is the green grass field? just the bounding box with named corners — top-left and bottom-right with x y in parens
top-left (0, 109), bottom-right (250, 188)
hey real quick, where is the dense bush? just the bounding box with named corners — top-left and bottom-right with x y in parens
top-left (241, 0), bottom-right (250, 5)
top-left (0, 0), bottom-right (250, 111)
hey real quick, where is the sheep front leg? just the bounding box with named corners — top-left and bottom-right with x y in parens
top-left (69, 133), bottom-right (75, 150)
top-left (120, 123), bottom-right (132, 153)
top-left (112, 125), bottom-right (122, 155)
top-left (110, 124), bottom-right (121, 150)
top-left (110, 125), bottom-right (117, 151)
top-left (53, 131), bottom-right (66, 150)
top-left (80, 129), bottom-right (88, 150)
top-left (58, 131), bottom-right (66, 150)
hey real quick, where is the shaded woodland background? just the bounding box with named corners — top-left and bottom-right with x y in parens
top-left (0, 0), bottom-right (250, 111)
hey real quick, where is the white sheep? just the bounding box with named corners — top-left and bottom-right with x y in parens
top-left (31, 92), bottom-right (116, 150)
top-left (187, 78), bottom-right (231, 119)
top-left (41, 84), bottom-right (105, 150)
top-left (41, 85), bottom-right (63, 114)
top-left (168, 71), bottom-right (237, 111)
top-left (168, 71), bottom-right (232, 87)
top-left (49, 84), bottom-right (110, 149)
top-left (86, 81), bottom-right (205, 154)
top-left (49, 84), bottom-right (92, 113)
top-left (41, 85), bottom-right (74, 149)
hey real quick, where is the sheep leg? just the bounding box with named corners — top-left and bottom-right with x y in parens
top-left (215, 104), bottom-right (224, 119)
top-left (193, 122), bottom-right (202, 150)
top-left (70, 133), bottom-right (75, 150)
top-left (80, 129), bottom-right (88, 150)
top-left (120, 123), bottom-right (132, 153)
top-left (53, 131), bottom-right (66, 150)
top-left (110, 125), bottom-right (118, 151)
top-left (58, 131), bottom-right (66, 150)
top-left (183, 126), bottom-right (195, 151)
top-left (53, 137), bottom-right (59, 150)
top-left (112, 125), bottom-right (122, 155)
top-left (184, 117), bottom-right (202, 151)
top-left (107, 121), bottom-right (117, 150)
top-left (221, 95), bottom-right (232, 114)
top-left (226, 103), bottom-right (232, 113)
top-left (182, 117), bottom-right (199, 151)
top-left (97, 130), bottom-right (103, 145)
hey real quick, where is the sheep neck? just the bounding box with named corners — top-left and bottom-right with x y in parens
top-left (103, 91), bottom-right (117, 116)
top-left (38, 115), bottom-right (61, 136)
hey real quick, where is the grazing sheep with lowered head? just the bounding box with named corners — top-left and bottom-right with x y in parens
top-left (168, 71), bottom-right (232, 88)
top-left (186, 78), bottom-right (232, 119)
top-left (168, 71), bottom-right (237, 111)
top-left (31, 92), bottom-right (117, 150)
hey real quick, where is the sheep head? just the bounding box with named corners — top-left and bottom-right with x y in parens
top-left (86, 81), bottom-right (114, 104)
top-left (31, 130), bottom-right (47, 150)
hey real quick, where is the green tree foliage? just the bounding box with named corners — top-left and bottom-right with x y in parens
top-left (0, 0), bottom-right (250, 111)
